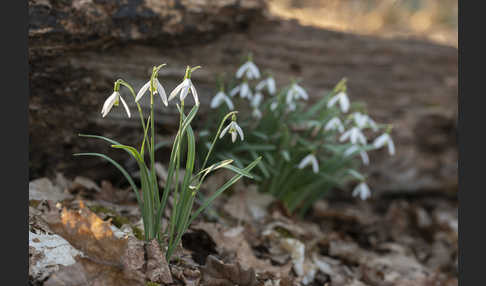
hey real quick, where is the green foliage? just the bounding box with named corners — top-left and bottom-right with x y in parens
top-left (200, 56), bottom-right (395, 215)
top-left (75, 65), bottom-right (259, 261)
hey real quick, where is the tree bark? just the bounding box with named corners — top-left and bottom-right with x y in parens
top-left (29, 0), bottom-right (457, 194)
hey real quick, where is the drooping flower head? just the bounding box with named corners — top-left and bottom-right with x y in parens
top-left (327, 91), bottom-right (350, 113)
top-left (210, 90), bottom-right (234, 110)
top-left (340, 127), bottom-right (367, 145)
top-left (286, 82), bottom-right (308, 104)
top-left (220, 114), bottom-right (244, 143)
top-left (236, 54), bottom-right (261, 80)
top-left (135, 64), bottom-right (168, 106)
top-left (168, 65), bottom-right (201, 105)
top-left (297, 153), bottom-right (319, 174)
top-left (344, 145), bottom-right (370, 165)
top-left (324, 117), bottom-right (345, 133)
top-left (373, 129), bottom-right (395, 156)
top-left (230, 82), bottom-right (252, 99)
top-left (352, 182), bottom-right (372, 200)
top-left (256, 76), bottom-right (276, 95)
top-left (101, 80), bottom-right (131, 118)
top-left (352, 112), bottom-right (378, 131)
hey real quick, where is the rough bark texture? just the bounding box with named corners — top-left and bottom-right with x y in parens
top-left (29, 0), bottom-right (457, 194)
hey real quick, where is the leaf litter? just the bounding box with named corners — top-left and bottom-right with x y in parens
top-left (29, 172), bottom-right (457, 285)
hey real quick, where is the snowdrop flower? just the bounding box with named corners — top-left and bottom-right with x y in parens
top-left (327, 91), bottom-right (350, 113)
top-left (101, 91), bottom-right (131, 118)
top-left (344, 145), bottom-right (369, 165)
top-left (324, 117), bottom-right (345, 133)
top-left (168, 66), bottom-right (201, 105)
top-left (270, 101), bottom-right (279, 111)
top-left (220, 118), bottom-right (244, 143)
top-left (135, 64), bottom-right (168, 106)
top-left (251, 92), bottom-right (263, 108)
top-left (352, 112), bottom-right (378, 131)
top-left (352, 182), bottom-right (372, 200)
top-left (256, 76), bottom-right (276, 95)
top-left (286, 83), bottom-right (308, 104)
top-left (230, 82), bottom-right (252, 99)
top-left (340, 127), bottom-right (367, 145)
top-left (210, 90), bottom-right (234, 110)
top-left (373, 133), bottom-right (395, 155)
top-left (236, 60), bottom-right (261, 79)
top-left (297, 153), bottom-right (319, 174)
top-left (252, 108), bottom-right (262, 119)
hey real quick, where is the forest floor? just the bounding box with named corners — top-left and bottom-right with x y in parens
top-left (29, 170), bottom-right (457, 286)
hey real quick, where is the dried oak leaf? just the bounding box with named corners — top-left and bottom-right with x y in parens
top-left (192, 222), bottom-right (290, 278)
top-left (201, 255), bottom-right (258, 286)
top-left (145, 239), bottom-right (173, 284)
top-left (43, 201), bottom-right (146, 286)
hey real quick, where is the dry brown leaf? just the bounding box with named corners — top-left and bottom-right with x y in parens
top-left (45, 201), bottom-right (126, 263)
top-left (145, 239), bottom-right (173, 284)
top-left (201, 255), bottom-right (258, 286)
top-left (192, 222), bottom-right (291, 278)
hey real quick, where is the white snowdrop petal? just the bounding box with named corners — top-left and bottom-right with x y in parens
top-left (101, 92), bottom-right (119, 117)
top-left (234, 123), bottom-right (244, 141)
top-left (118, 95), bottom-right (131, 118)
top-left (241, 83), bottom-right (249, 98)
top-left (210, 93), bottom-right (224, 108)
top-left (231, 131), bottom-right (237, 143)
top-left (220, 124), bottom-right (231, 139)
top-left (297, 155), bottom-right (312, 169)
top-left (135, 81), bottom-right (150, 102)
top-left (156, 79), bottom-right (168, 106)
top-left (255, 80), bottom-right (266, 91)
top-left (267, 78), bottom-right (276, 94)
top-left (248, 62), bottom-right (261, 79)
top-left (327, 95), bottom-right (339, 108)
top-left (311, 157), bottom-right (319, 173)
top-left (230, 86), bottom-right (240, 97)
top-left (168, 81), bottom-right (185, 102)
top-left (344, 145), bottom-right (358, 157)
top-left (294, 84), bottom-right (308, 100)
top-left (223, 96), bottom-right (234, 110)
top-left (189, 81), bottom-right (199, 105)
top-left (373, 134), bottom-right (389, 148)
top-left (339, 93), bottom-right (350, 113)
top-left (236, 62), bottom-right (249, 79)
top-left (387, 138), bottom-right (395, 155)
top-left (360, 151), bottom-right (369, 165)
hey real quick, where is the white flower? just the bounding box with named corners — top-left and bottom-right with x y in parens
top-left (270, 101), bottom-right (279, 111)
top-left (135, 78), bottom-right (168, 106)
top-left (324, 117), bottom-right (344, 133)
top-left (297, 154), bottom-right (319, 174)
top-left (101, 91), bottom-right (131, 118)
top-left (210, 91), bottom-right (234, 110)
top-left (168, 78), bottom-right (199, 105)
top-left (340, 127), bottom-right (367, 145)
top-left (373, 133), bottom-right (395, 155)
top-left (352, 112), bottom-right (378, 131)
top-left (286, 83), bottom-right (308, 104)
top-left (352, 182), bottom-right (372, 200)
top-left (236, 61), bottom-right (261, 79)
top-left (230, 82), bottom-right (252, 99)
top-left (252, 108), bottom-right (262, 119)
top-left (256, 77), bottom-right (276, 95)
top-left (327, 91), bottom-right (350, 113)
top-left (220, 121), bottom-right (244, 143)
top-left (251, 92), bottom-right (263, 108)
top-left (344, 145), bottom-right (369, 165)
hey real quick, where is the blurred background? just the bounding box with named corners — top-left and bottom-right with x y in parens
top-left (269, 0), bottom-right (457, 46)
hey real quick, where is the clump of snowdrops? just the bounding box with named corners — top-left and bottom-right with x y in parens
top-left (201, 55), bottom-right (395, 215)
top-left (75, 64), bottom-right (260, 260)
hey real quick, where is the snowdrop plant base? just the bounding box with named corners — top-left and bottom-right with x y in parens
top-left (75, 65), bottom-right (260, 261)
top-left (202, 57), bottom-right (395, 215)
